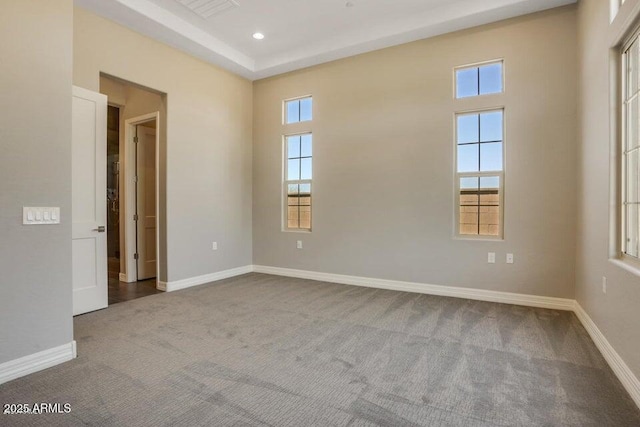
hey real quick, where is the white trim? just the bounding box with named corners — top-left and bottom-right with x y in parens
top-left (124, 112), bottom-right (161, 283)
top-left (0, 341), bottom-right (77, 385)
top-left (574, 302), bottom-right (640, 408)
top-left (162, 265), bottom-right (253, 292)
top-left (251, 265), bottom-right (574, 311)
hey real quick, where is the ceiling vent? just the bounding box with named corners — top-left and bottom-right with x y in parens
top-left (176, 0), bottom-right (240, 19)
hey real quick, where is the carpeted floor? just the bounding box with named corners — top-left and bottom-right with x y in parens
top-left (1, 273), bottom-right (639, 426)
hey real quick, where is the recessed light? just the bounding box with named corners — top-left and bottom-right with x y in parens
top-left (253, 32), bottom-right (265, 40)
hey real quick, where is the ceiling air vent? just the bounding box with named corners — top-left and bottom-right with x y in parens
top-left (176, 0), bottom-right (240, 19)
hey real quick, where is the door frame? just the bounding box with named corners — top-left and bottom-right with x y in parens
top-left (123, 112), bottom-right (161, 285)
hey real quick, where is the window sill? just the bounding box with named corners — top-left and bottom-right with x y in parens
top-left (453, 236), bottom-right (504, 242)
top-left (609, 258), bottom-right (640, 278)
top-left (282, 229), bottom-right (311, 234)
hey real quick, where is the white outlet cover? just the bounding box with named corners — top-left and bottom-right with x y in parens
top-left (212, 242), bottom-right (218, 250)
top-left (506, 253), bottom-right (514, 264)
top-left (488, 252), bottom-right (496, 264)
top-left (296, 240), bottom-right (303, 249)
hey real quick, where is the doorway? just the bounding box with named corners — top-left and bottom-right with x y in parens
top-left (106, 108), bottom-right (162, 305)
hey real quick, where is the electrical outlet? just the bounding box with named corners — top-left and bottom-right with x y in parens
top-left (488, 252), bottom-right (496, 264)
top-left (602, 276), bottom-right (607, 294)
top-left (296, 240), bottom-right (303, 249)
top-left (212, 242), bottom-right (218, 251)
top-left (506, 253), bottom-right (514, 264)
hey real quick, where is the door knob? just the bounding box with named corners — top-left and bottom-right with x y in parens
top-left (93, 226), bottom-right (106, 232)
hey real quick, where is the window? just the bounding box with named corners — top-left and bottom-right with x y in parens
top-left (612, 0), bottom-right (626, 22)
top-left (455, 61), bottom-right (503, 98)
top-left (455, 110), bottom-right (504, 237)
top-left (285, 96), bottom-right (312, 124)
top-left (623, 35), bottom-right (640, 258)
top-left (284, 134), bottom-right (312, 230)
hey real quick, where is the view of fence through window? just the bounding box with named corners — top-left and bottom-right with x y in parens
top-left (456, 110), bottom-right (504, 236)
top-left (285, 133), bottom-right (312, 230)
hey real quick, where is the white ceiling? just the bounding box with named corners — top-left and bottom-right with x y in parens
top-left (75, 0), bottom-right (576, 80)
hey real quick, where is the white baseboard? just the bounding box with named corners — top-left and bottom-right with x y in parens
top-left (161, 265), bottom-right (253, 292)
top-left (119, 273), bottom-right (127, 282)
top-left (574, 303), bottom-right (640, 408)
top-left (0, 341), bottom-right (77, 385)
top-left (252, 265), bottom-right (575, 311)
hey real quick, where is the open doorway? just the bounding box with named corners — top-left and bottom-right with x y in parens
top-left (101, 76), bottom-right (165, 305)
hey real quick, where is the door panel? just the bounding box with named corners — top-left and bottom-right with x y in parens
top-left (72, 86), bottom-right (108, 315)
top-left (136, 125), bottom-right (157, 280)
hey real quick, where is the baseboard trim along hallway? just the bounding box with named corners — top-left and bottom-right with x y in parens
top-left (0, 341), bottom-right (76, 385)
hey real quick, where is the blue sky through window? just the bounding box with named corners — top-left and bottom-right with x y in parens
top-left (456, 62), bottom-right (503, 98)
top-left (287, 134), bottom-right (312, 180)
top-left (457, 110), bottom-right (503, 173)
top-left (286, 97), bottom-right (312, 123)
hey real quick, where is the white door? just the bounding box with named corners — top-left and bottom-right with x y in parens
top-left (72, 86), bottom-right (108, 315)
top-left (136, 124), bottom-right (157, 280)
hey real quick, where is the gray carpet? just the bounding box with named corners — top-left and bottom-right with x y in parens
top-left (1, 273), bottom-right (639, 426)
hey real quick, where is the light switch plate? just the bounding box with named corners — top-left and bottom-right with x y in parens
top-left (23, 207), bottom-right (60, 225)
top-left (296, 240), bottom-right (303, 249)
top-left (488, 252), bottom-right (496, 264)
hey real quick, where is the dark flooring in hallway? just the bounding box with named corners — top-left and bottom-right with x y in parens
top-left (108, 277), bottom-right (161, 305)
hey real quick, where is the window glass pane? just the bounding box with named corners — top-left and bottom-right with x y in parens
top-left (300, 158), bottom-right (312, 180)
top-left (288, 206), bottom-right (300, 228)
top-left (459, 204), bottom-right (478, 235)
top-left (480, 111), bottom-right (503, 142)
top-left (287, 135), bottom-right (300, 158)
top-left (457, 114), bottom-right (479, 144)
top-left (480, 176), bottom-right (500, 189)
top-left (479, 206), bottom-right (500, 236)
top-left (480, 142), bottom-right (503, 172)
top-left (299, 183), bottom-right (311, 195)
top-left (626, 203), bottom-right (639, 257)
top-left (288, 184), bottom-right (299, 206)
top-left (628, 149), bottom-right (639, 203)
top-left (300, 97), bottom-right (312, 121)
top-left (460, 176), bottom-right (479, 190)
top-left (479, 63), bottom-right (503, 95)
top-left (301, 134), bottom-right (312, 157)
top-left (286, 100), bottom-right (300, 124)
top-left (458, 144), bottom-right (479, 173)
top-left (299, 206), bottom-right (311, 229)
top-left (628, 97), bottom-right (639, 151)
top-left (456, 67), bottom-right (478, 98)
top-left (288, 159), bottom-right (300, 180)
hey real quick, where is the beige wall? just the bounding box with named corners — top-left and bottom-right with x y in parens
top-left (253, 6), bottom-right (578, 298)
top-left (99, 76), bottom-right (166, 278)
top-left (0, 0), bottom-right (74, 363)
top-left (577, 0), bottom-right (640, 380)
top-left (74, 7), bottom-right (253, 282)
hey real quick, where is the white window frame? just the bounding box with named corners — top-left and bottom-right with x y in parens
top-left (454, 107), bottom-right (506, 240)
top-left (283, 132), bottom-right (312, 232)
top-left (453, 59), bottom-right (505, 99)
top-left (620, 29), bottom-right (640, 264)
